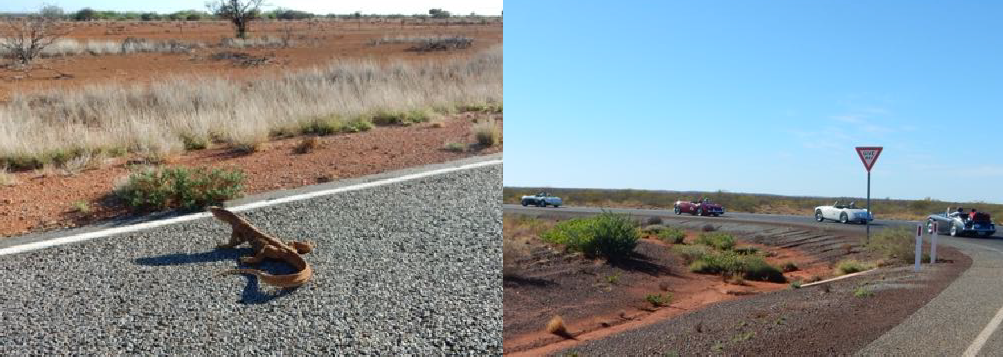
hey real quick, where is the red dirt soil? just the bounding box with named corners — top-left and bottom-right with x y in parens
top-left (0, 112), bottom-right (501, 238)
top-left (502, 230), bottom-right (831, 356)
top-left (0, 21), bottom-right (502, 99)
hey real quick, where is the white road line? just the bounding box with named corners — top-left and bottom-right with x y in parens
top-left (963, 243), bottom-right (1003, 357)
top-left (0, 159), bottom-right (502, 257)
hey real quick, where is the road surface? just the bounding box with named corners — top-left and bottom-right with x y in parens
top-left (0, 157), bottom-right (502, 355)
top-left (505, 204), bottom-right (1003, 356)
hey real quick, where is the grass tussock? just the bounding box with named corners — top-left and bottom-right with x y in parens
top-left (443, 142), bottom-right (466, 153)
top-left (115, 166), bottom-right (246, 212)
top-left (540, 212), bottom-right (639, 260)
top-left (835, 259), bottom-right (874, 275)
top-left (693, 232), bottom-right (736, 251)
top-left (689, 251), bottom-right (786, 283)
top-left (656, 227), bottom-right (687, 244)
top-left (472, 118), bottom-right (501, 147)
top-left (294, 136), bottom-right (322, 154)
top-left (0, 165), bottom-right (17, 186)
top-left (868, 226), bottom-right (915, 263)
top-left (646, 293), bottom-right (672, 307)
top-left (0, 47), bottom-right (502, 170)
top-left (545, 315), bottom-right (573, 339)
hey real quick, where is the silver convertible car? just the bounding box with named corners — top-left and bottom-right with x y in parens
top-left (927, 208), bottom-right (996, 237)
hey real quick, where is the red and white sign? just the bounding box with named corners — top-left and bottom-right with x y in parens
top-left (855, 147), bottom-right (883, 172)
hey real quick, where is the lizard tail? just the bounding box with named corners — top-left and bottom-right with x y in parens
top-left (217, 267), bottom-right (312, 288)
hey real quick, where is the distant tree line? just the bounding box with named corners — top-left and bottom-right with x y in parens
top-left (0, 6), bottom-right (499, 22)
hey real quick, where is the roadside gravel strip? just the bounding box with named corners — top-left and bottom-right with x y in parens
top-left (0, 159), bottom-right (502, 354)
top-left (858, 239), bottom-right (1003, 356)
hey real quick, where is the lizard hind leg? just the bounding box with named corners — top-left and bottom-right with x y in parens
top-left (289, 241), bottom-right (314, 254)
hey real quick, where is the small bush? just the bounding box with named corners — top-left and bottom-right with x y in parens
top-left (701, 224), bottom-right (717, 232)
top-left (646, 216), bottom-right (664, 225)
top-left (781, 262), bottom-right (799, 273)
top-left (0, 165), bottom-right (17, 186)
top-left (294, 136), bottom-right (321, 154)
top-left (606, 273), bottom-right (620, 285)
top-left (545, 316), bottom-right (572, 339)
top-left (540, 212), bottom-right (639, 260)
top-left (116, 166), bottom-right (246, 212)
top-left (868, 226), bottom-right (914, 263)
top-left (733, 246), bottom-right (760, 255)
top-left (690, 251), bottom-right (786, 283)
top-left (835, 259), bottom-right (873, 275)
top-left (646, 293), bottom-right (672, 307)
top-left (672, 244), bottom-right (713, 264)
top-left (657, 227), bottom-right (687, 244)
top-left (371, 109), bottom-right (431, 126)
top-left (791, 281), bottom-right (802, 289)
top-left (853, 286), bottom-right (874, 298)
top-left (181, 134), bottom-right (208, 150)
top-left (443, 142), bottom-right (465, 152)
top-left (693, 232), bottom-right (735, 250)
top-left (73, 200), bottom-right (91, 214)
top-left (473, 119), bottom-right (500, 147)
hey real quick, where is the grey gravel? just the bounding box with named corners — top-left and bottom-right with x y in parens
top-left (0, 164), bottom-right (502, 355)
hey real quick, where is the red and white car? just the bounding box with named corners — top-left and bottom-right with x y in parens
top-left (674, 198), bottom-right (725, 217)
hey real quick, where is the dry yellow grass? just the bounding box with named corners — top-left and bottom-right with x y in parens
top-left (0, 46), bottom-right (502, 167)
top-left (545, 315), bottom-right (573, 339)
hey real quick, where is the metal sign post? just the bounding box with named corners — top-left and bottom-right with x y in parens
top-left (931, 222), bottom-right (938, 264)
top-left (914, 224), bottom-right (922, 272)
top-left (855, 147), bottom-right (883, 245)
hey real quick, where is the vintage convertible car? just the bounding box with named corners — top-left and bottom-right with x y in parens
top-left (520, 192), bottom-right (562, 207)
top-left (814, 201), bottom-right (873, 224)
top-left (674, 198), bottom-right (724, 216)
top-left (927, 208), bottom-right (996, 237)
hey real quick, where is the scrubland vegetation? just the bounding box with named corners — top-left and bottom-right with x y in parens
top-left (0, 46), bottom-right (502, 171)
top-left (504, 187), bottom-right (1003, 221)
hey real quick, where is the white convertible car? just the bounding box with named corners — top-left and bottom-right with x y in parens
top-left (814, 201), bottom-right (873, 224)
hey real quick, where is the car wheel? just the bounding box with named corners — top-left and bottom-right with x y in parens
top-left (840, 213), bottom-right (848, 224)
top-left (521, 200), bottom-right (528, 207)
top-left (815, 210), bottom-right (824, 222)
top-left (713, 213), bottom-right (719, 217)
top-left (553, 204), bottom-right (560, 208)
top-left (696, 208), bottom-right (703, 216)
top-left (950, 225), bottom-right (958, 237)
top-left (674, 206), bottom-right (681, 215)
top-left (538, 200), bottom-right (546, 208)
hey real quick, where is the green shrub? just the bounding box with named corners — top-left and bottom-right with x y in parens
top-left (733, 246), bottom-right (760, 255)
top-left (642, 224), bottom-right (666, 233)
top-left (671, 244), bottom-right (713, 264)
top-left (181, 134), bottom-right (208, 150)
top-left (116, 166), bottom-right (246, 211)
top-left (645, 293), bottom-right (672, 307)
top-left (443, 142), bottom-right (465, 152)
top-left (371, 109), bottom-right (431, 126)
top-left (693, 232), bottom-right (735, 250)
top-left (646, 216), bottom-right (663, 225)
top-left (689, 251), bottom-right (785, 283)
top-left (657, 227), bottom-right (687, 244)
top-left (781, 261), bottom-right (799, 272)
top-left (835, 259), bottom-right (873, 275)
top-left (868, 226), bottom-right (914, 263)
top-left (853, 286), bottom-right (874, 298)
top-left (540, 212), bottom-right (639, 260)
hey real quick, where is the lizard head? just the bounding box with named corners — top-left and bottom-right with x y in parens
top-left (290, 241), bottom-right (314, 254)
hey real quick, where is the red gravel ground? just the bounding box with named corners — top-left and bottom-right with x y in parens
top-left (0, 112), bottom-right (501, 238)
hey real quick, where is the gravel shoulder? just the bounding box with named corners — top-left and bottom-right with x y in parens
top-left (0, 162), bottom-right (502, 354)
top-left (557, 245), bottom-right (970, 356)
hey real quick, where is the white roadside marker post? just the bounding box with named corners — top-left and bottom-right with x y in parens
top-left (931, 222), bottom-right (938, 264)
top-left (914, 224), bottom-right (923, 272)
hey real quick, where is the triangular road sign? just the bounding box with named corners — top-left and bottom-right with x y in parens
top-left (855, 147), bottom-right (883, 172)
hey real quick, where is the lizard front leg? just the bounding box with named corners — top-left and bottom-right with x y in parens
top-left (240, 245), bottom-right (279, 265)
top-left (217, 231), bottom-right (244, 249)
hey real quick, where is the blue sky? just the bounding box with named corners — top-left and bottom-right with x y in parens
top-left (505, 1), bottom-right (1003, 203)
top-left (0, 1), bottom-right (502, 15)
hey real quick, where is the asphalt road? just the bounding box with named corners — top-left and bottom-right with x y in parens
top-left (505, 204), bottom-right (1003, 356)
top-left (0, 158), bottom-right (502, 355)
